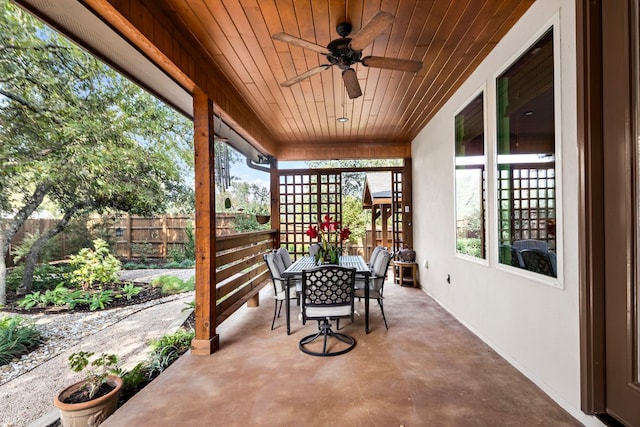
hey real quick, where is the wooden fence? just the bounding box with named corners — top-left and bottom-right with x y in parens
top-left (3, 214), bottom-right (242, 266)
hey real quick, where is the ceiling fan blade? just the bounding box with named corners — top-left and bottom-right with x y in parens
top-left (342, 68), bottom-right (362, 99)
top-left (362, 56), bottom-right (423, 73)
top-left (281, 65), bottom-right (331, 87)
top-left (349, 11), bottom-right (395, 51)
top-left (272, 32), bottom-right (330, 55)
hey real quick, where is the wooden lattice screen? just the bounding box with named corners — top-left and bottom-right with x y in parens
top-left (278, 171), bottom-right (342, 260)
top-left (498, 165), bottom-right (556, 247)
top-left (391, 171), bottom-right (404, 253)
top-left (277, 166), bottom-right (406, 261)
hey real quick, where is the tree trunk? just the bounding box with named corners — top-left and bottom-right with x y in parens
top-left (0, 183), bottom-right (50, 305)
top-left (0, 251), bottom-right (6, 307)
top-left (17, 205), bottom-right (81, 295)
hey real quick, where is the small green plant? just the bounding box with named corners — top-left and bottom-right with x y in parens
top-left (88, 290), bottom-right (114, 311)
top-left (67, 351), bottom-right (119, 400)
top-left (182, 299), bottom-right (195, 312)
top-left (146, 329), bottom-right (194, 377)
top-left (115, 328), bottom-right (194, 405)
top-left (120, 283), bottom-right (142, 300)
top-left (69, 239), bottom-right (121, 291)
top-left (0, 316), bottom-right (43, 365)
top-left (151, 275), bottom-right (194, 295)
top-left (18, 285), bottom-right (88, 310)
top-left (17, 291), bottom-right (47, 309)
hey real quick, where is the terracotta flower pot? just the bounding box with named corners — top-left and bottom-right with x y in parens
top-left (54, 375), bottom-right (123, 427)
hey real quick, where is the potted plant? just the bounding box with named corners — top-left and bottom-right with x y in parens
top-left (253, 206), bottom-right (270, 224)
top-left (54, 351), bottom-right (123, 427)
top-left (253, 187), bottom-right (271, 224)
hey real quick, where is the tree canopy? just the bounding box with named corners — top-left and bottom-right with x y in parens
top-left (0, 0), bottom-right (194, 302)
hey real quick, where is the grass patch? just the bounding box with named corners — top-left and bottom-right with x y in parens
top-left (151, 276), bottom-right (195, 295)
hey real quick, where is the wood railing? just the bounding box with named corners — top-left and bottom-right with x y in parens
top-left (214, 229), bottom-right (276, 325)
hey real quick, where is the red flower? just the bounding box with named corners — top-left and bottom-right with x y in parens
top-left (305, 225), bottom-right (318, 239)
top-left (308, 215), bottom-right (351, 243)
top-left (340, 227), bottom-right (351, 241)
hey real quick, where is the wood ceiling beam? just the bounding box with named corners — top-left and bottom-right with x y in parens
top-left (275, 140), bottom-right (410, 161)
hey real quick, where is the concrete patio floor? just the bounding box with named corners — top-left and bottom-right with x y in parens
top-left (102, 279), bottom-right (581, 426)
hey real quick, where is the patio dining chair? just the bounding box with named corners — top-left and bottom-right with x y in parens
top-left (355, 250), bottom-right (392, 329)
top-left (299, 265), bottom-right (356, 357)
top-left (276, 246), bottom-right (293, 269)
top-left (519, 248), bottom-right (556, 277)
top-left (368, 245), bottom-right (386, 269)
top-left (308, 243), bottom-right (322, 257)
top-left (263, 252), bottom-right (298, 330)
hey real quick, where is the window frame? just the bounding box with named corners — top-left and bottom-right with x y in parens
top-left (453, 87), bottom-right (489, 265)
top-left (492, 20), bottom-right (563, 287)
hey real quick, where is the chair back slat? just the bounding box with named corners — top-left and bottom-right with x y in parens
top-left (301, 266), bottom-right (356, 322)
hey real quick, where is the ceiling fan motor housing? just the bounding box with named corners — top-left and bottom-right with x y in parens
top-left (327, 37), bottom-right (362, 70)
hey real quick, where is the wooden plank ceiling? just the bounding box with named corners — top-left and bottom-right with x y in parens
top-left (154, 0), bottom-right (533, 158)
top-left (21, 0), bottom-right (534, 160)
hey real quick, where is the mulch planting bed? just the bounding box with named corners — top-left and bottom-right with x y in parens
top-left (1, 282), bottom-right (164, 314)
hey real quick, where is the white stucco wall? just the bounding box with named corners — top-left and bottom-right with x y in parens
top-left (412, 1), bottom-right (601, 425)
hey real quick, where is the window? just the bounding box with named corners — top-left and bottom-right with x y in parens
top-left (496, 29), bottom-right (557, 278)
top-left (455, 93), bottom-right (486, 259)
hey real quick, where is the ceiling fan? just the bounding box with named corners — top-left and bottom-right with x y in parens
top-left (272, 11), bottom-right (423, 99)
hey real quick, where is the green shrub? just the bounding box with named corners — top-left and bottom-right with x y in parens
top-left (18, 285), bottom-right (88, 310)
top-left (163, 259), bottom-right (195, 269)
top-left (0, 316), bottom-right (43, 366)
top-left (167, 246), bottom-right (187, 264)
top-left (456, 238), bottom-right (482, 258)
top-left (69, 239), bottom-right (121, 291)
top-left (184, 222), bottom-right (195, 261)
top-left (131, 242), bottom-right (154, 263)
top-left (7, 264), bottom-right (73, 293)
top-left (122, 262), bottom-right (147, 270)
top-left (151, 275), bottom-right (194, 295)
top-left (232, 213), bottom-right (268, 233)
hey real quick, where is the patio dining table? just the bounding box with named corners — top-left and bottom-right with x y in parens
top-left (282, 255), bottom-right (372, 335)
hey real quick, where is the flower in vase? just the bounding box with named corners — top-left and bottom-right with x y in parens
top-left (306, 215), bottom-right (351, 264)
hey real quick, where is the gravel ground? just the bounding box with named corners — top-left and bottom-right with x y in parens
top-left (0, 269), bottom-right (194, 427)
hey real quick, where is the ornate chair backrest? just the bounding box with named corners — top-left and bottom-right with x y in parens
top-left (519, 249), bottom-right (556, 277)
top-left (301, 265), bottom-right (356, 321)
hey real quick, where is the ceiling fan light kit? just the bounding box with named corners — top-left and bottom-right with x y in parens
top-left (273, 10), bottom-right (423, 100)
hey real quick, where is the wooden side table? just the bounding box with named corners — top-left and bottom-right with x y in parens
top-left (393, 261), bottom-right (419, 287)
